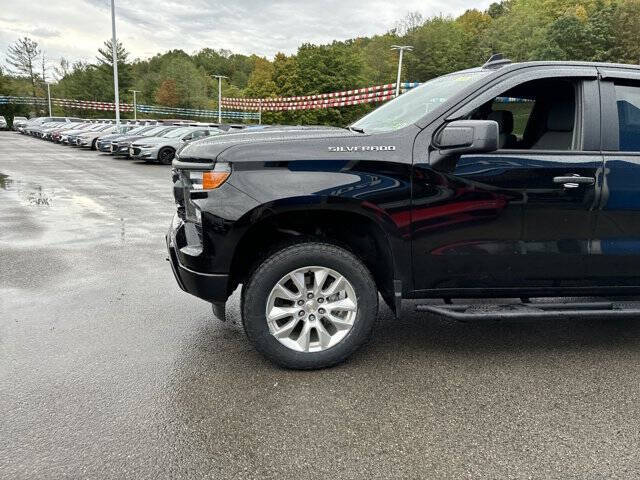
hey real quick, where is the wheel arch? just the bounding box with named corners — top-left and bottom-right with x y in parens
top-left (227, 199), bottom-right (404, 311)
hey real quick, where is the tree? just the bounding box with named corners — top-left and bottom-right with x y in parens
top-left (152, 56), bottom-right (208, 109)
top-left (95, 39), bottom-right (132, 95)
top-left (611, 0), bottom-right (640, 65)
top-left (155, 79), bottom-right (180, 107)
top-left (54, 58), bottom-right (71, 81)
top-left (456, 9), bottom-right (493, 65)
top-left (245, 57), bottom-right (277, 98)
top-left (6, 37), bottom-right (41, 98)
top-left (487, 1), bottom-right (508, 19)
top-left (394, 11), bottom-right (424, 35)
top-left (404, 16), bottom-right (469, 80)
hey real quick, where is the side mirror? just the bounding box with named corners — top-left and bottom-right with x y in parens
top-left (433, 120), bottom-right (499, 155)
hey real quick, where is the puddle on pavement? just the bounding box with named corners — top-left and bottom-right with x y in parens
top-left (0, 172), bottom-right (163, 248)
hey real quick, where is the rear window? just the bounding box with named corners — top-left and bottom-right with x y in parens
top-left (615, 83), bottom-right (640, 152)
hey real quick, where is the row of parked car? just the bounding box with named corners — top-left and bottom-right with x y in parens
top-left (0, 115), bottom-right (28, 130)
top-left (12, 116), bottom-right (251, 164)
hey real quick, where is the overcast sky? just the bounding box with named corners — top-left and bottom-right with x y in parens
top-left (1, 0), bottom-right (492, 69)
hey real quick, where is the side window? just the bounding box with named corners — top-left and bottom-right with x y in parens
top-left (469, 78), bottom-right (577, 151)
top-left (192, 130), bottom-right (207, 139)
top-left (489, 97), bottom-right (535, 140)
top-left (615, 82), bottom-right (640, 152)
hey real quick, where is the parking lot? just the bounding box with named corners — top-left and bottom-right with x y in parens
top-left (1, 130), bottom-right (640, 478)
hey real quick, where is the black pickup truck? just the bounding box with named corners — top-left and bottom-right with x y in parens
top-left (167, 56), bottom-right (640, 369)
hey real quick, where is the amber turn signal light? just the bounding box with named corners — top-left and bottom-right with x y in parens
top-left (202, 170), bottom-right (230, 189)
top-left (188, 163), bottom-right (231, 190)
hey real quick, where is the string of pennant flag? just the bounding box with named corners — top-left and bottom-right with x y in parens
top-left (0, 95), bottom-right (259, 119)
top-left (221, 82), bottom-right (422, 111)
top-left (1, 79), bottom-right (529, 119)
top-left (0, 82), bottom-right (422, 117)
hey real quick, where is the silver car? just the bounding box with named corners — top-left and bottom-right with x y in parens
top-left (75, 124), bottom-right (118, 149)
top-left (0, 116), bottom-right (7, 130)
top-left (129, 126), bottom-right (222, 164)
top-left (12, 116), bottom-right (28, 131)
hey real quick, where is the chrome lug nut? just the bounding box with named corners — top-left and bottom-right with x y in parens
top-left (297, 300), bottom-right (304, 306)
top-left (318, 308), bottom-right (325, 315)
top-left (308, 314), bottom-right (316, 321)
top-left (307, 293), bottom-right (314, 299)
top-left (317, 298), bottom-right (324, 303)
top-left (298, 310), bottom-right (305, 316)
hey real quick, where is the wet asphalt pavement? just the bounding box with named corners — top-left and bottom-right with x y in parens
top-left (2, 131), bottom-right (640, 479)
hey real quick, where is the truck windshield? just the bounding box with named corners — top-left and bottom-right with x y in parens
top-left (351, 70), bottom-right (489, 134)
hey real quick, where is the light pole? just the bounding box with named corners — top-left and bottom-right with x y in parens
top-left (130, 90), bottom-right (140, 121)
top-left (391, 45), bottom-right (413, 97)
top-left (111, 0), bottom-right (120, 126)
top-left (211, 74), bottom-right (227, 124)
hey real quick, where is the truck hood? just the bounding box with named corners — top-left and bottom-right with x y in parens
top-left (178, 125), bottom-right (358, 162)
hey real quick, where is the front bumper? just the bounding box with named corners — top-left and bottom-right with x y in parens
top-left (97, 142), bottom-right (111, 152)
top-left (112, 144), bottom-right (131, 156)
top-left (166, 214), bottom-right (230, 302)
top-left (130, 145), bottom-right (158, 160)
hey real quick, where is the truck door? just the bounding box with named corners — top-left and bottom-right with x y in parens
top-left (412, 68), bottom-right (602, 294)
top-left (591, 70), bottom-right (640, 290)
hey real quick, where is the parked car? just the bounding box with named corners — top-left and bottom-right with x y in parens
top-left (74, 124), bottom-right (119, 149)
top-left (12, 116), bottom-right (28, 131)
top-left (41, 121), bottom-right (72, 140)
top-left (96, 125), bottom-right (159, 153)
top-left (167, 57), bottom-right (640, 369)
top-left (66, 123), bottom-right (111, 145)
top-left (26, 117), bottom-right (82, 137)
top-left (110, 125), bottom-right (178, 157)
top-left (51, 122), bottom-right (93, 143)
top-left (0, 116), bottom-right (7, 130)
top-left (129, 126), bottom-right (222, 164)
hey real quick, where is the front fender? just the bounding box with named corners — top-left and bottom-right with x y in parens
top-left (220, 159), bottom-right (413, 286)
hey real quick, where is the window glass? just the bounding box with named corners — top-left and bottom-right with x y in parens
top-left (490, 98), bottom-right (535, 139)
top-left (615, 83), bottom-right (640, 152)
top-left (163, 127), bottom-right (193, 138)
top-left (351, 70), bottom-right (490, 134)
top-left (468, 78), bottom-right (576, 150)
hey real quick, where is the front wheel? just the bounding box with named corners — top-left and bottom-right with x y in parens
top-left (158, 147), bottom-right (175, 165)
top-left (242, 242), bottom-right (378, 369)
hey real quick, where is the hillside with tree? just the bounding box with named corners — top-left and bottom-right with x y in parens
top-left (2, 0), bottom-right (640, 126)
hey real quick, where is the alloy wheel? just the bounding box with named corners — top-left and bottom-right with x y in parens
top-left (265, 266), bottom-right (358, 353)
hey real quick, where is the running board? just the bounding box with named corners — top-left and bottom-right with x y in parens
top-left (416, 301), bottom-right (640, 321)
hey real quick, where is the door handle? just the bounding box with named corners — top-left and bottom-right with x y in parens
top-left (553, 175), bottom-right (595, 188)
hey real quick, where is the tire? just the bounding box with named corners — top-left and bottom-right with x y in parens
top-left (158, 147), bottom-right (175, 165)
top-left (242, 242), bottom-right (378, 369)
top-left (91, 138), bottom-right (97, 150)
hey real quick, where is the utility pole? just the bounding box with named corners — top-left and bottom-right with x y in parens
top-left (258, 99), bottom-right (262, 125)
top-left (130, 90), bottom-right (140, 120)
top-left (391, 45), bottom-right (413, 97)
top-left (211, 74), bottom-right (228, 124)
top-left (111, 0), bottom-right (120, 126)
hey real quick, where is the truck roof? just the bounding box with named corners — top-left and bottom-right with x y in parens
top-left (474, 57), bottom-right (640, 75)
